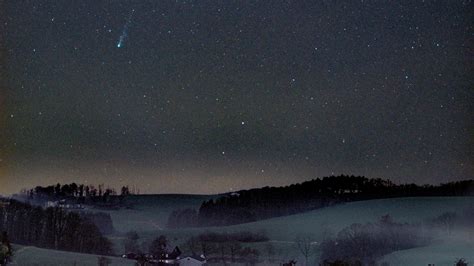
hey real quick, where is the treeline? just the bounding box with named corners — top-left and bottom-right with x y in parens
top-left (320, 207), bottom-right (474, 265)
top-left (198, 176), bottom-right (474, 226)
top-left (320, 215), bottom-right (430, 265)
top-left (17, 183), bottom-right (135, 207)
top-left (171, 176), bottom-right (474, 227)
top-left (428, 206), bottom-right (474, 235)
top-left (183, 232), bottom-right (262, 264)
top-left (0, 199), bottom-right (112, 255)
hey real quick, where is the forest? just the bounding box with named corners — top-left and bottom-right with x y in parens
top-left (170, 175), bottom-right (474, 227)
top-left (320, 207), bottom-right (474, 265)
top-left (16, 183), bottom-right (134, 209)
top-left (0, 199), bottom-right (112, 255)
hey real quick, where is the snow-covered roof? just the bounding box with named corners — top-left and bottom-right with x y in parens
top-left (178, 255), bottom-right (206, 262)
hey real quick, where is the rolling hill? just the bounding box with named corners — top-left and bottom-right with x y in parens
top-left (87, 194), bottom-right (213, 232)
top-left (381, 237), bottom-right (474, 266)
top-left (103, 196), bottom-right (473, 265)
top-left (9, 196), bottom-right (473, 265)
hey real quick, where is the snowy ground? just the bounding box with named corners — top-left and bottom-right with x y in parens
top-left (10, 245), bottom-right (135, 266)
top-left (10, 196), bottom-right (472, 265)
top-left (106, 196), bottom-right (473, 264)
top-left (381, 235), bottom-right (474, 266)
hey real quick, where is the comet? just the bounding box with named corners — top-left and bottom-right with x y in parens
top-left (117, 9), bottom-right (134, 48)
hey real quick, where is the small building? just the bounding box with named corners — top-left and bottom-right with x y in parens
top-left (45, 201), bottom-right (59, 208)
top-left (45, 199), bottom-right (83, 209)
top-left (178, 255), bottom-right (206, 266)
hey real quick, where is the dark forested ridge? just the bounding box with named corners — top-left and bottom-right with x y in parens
top-left (0, 199), bottom-right (113, 255)
top-left (15, 183), bottom-right (134, 209)
top-left (195, 176), bottom-right (474, 227)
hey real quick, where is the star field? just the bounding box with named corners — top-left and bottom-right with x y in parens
top-left (1, 1), bottom-right (473, 194)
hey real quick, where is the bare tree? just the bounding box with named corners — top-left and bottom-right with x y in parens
top-left (123, 231), bottom-right (140, 254)
top-left (438, 212), bottom-right (456, 235)
top-left (228, 241), bottom-right (242, 263)
top-left (149, 235), bottom-right (168, 257)
top-left (455, 258), bottom-right (468, 266)
top-left (264, 243), bottom-right (275, 262)
top-left (295, 235), bottom-right (316, 266)
top-left (183, 236), bottom-right (200, 255)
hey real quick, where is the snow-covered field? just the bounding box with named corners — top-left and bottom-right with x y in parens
top-left (106, 196), bottom-right (473, 239)
top-left (201, 196), bottom-right (474, 241)
top-left (11, 245), bottom-right (135, 266)
top-left (105, 196), bottom-right (473, 264)
top-left (10, 196), bottom-right (473, 265)
top-left (381, 237), bottom-right (474, 266)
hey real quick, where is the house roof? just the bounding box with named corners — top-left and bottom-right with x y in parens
top-left (179, 255), bottom-right (206, 262)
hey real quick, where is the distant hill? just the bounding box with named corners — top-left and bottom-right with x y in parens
top-left (167, 196), bottom-right (474, 242)
top-left (195, 176), bottom-right (474, 226)
top-left (92, 194), bottom-right (214, 232)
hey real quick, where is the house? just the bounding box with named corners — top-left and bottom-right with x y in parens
top-left (59, 199), bottom-right (84, 209)
top-left (178, 255), bottom-right (206, 266)
top-left (44, 199), bottom-right (83, 209)
top-left (156, 246), bottom-right (181, 264)
top-left (45, 201), bottom-right (59, 208)
top-left (121, 253), bottom-right (139, 260)
top-left (123, 246), bottom-right (183, 265)
top-left (282, 260), bottom-right (296, 266)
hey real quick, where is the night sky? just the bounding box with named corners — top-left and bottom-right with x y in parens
top-left (1, 1), bottom-right (473, 194)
